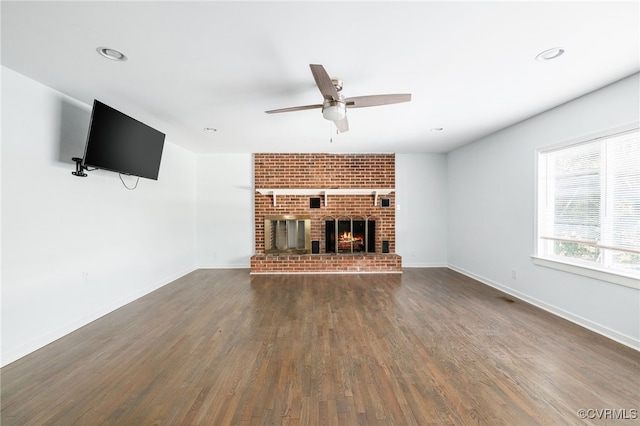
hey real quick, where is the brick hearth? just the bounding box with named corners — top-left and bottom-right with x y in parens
top-left (251, 153), bottom-right (401, 274)
top-left (250, 253), bottom-right (402, 274)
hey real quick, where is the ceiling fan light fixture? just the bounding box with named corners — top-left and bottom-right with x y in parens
top-left (322, 101), bottom-right (346, 121)
top-left (265, 64), bottom-right (411, 133)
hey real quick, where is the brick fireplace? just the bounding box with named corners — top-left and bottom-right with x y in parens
top-left (251, 153), bottom-right (402, 274)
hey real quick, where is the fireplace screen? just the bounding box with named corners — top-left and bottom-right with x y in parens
top-left (264, 215), bottom-right (311, 254)
top-left (326, 218), bottom-right (375, 253)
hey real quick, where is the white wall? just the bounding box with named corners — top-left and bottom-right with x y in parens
top-left (447, 73), bottom-right (640, 349)
top-left (196, 153), bottom-right (253, 268)
top-left (4, 64), bottom-right (635, 366)
top-left (396, 154), bottom-right (448, 266)
top-left (1, 67), bottom-right (198, 366)
top-left (194, 153), bottom-right (447, 269)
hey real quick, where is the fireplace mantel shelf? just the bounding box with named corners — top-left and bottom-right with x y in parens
top-left (256, 188), bottom-right (395, 207)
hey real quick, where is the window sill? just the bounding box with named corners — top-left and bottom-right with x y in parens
top-left (531, 256), bottom-right (639, 289)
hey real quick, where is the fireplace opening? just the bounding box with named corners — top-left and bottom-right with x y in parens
top-left (264, 215), bottom-right (311, 254)
top-left (325, 218), bottom-right (375, 253)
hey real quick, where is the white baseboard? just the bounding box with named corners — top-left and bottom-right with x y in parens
top-left (5, 265), bottom-right (636, 367)
top-left (1, 267), bottom-right (197, 367)
top-left (197, 264), bottom-right (250, 269)
top-left (447, 264), bottom-right (639, 351)
top-left (402, 262), bottom-right (448, 268)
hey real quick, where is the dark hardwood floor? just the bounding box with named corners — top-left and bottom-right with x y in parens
top-left (2, 268), bottom-right (638, 425)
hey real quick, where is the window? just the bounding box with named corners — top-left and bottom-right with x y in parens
top-left (535, 126), bottom-right (640, 286)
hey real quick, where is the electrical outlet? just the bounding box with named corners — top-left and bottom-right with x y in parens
top-left (512, 269), bottom-right (518, 279)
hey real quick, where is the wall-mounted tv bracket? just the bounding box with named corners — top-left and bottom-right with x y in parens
top-left (71, 157), bottom-right (88, 177)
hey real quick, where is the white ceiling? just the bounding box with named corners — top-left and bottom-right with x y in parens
top-left (2, 1), bottom-right (639, 154)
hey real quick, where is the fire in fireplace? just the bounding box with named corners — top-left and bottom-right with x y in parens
top-left (325, 217), bottom-right (375, 253)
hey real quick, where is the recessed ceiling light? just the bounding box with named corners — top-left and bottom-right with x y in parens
top-left (431, 127), bottom-right (444, 132)
top-left (535, 47), bottom-right (565, 61)
top-left (97, 47), bottom-right (127, 61)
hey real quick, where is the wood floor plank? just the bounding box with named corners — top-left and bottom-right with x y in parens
top-left (2, 268), bottom-right (638, 425)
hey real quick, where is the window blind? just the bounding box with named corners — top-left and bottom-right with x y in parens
top-left (537, 128), bottom-right (639, 274)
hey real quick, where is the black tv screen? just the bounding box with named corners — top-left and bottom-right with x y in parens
top-left (82, 100), bottom-right (165, 180)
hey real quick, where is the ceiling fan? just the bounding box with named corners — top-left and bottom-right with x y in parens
top-left (265, 64), bottom-right (411, 133)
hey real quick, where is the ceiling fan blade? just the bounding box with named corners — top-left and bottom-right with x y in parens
top-left (345, 93), bottom-right (411, 108)
top-left (265, 104), bottom-right (323, 114)
top-left (310, 64), bottom-right (339, 101)
top-left (334, 117), bottom-right (349, 133)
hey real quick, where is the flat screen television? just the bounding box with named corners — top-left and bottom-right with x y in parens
top-left (82, 100), bottom-right (165, 180)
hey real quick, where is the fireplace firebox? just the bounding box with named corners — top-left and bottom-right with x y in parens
top-left (264, 215), bottom-right (311, 254)
top-left (325, 218), bottom-right (375, 253)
